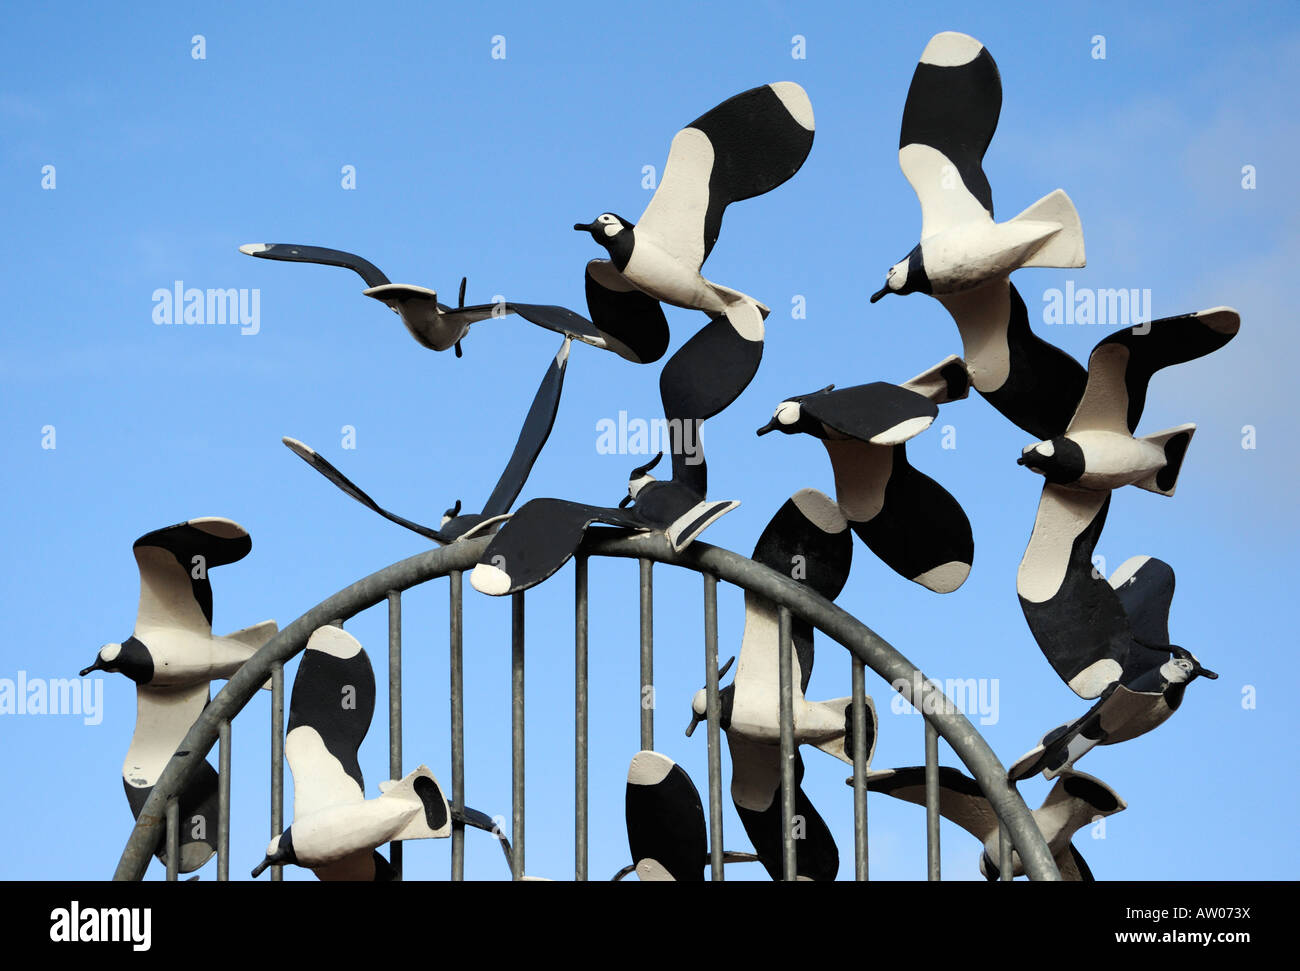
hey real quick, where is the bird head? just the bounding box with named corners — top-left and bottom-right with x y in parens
top-left (756, 385), bottom-right (835, 436)
top-left (80, 636), bottom-right (153, 684)
top-left (684, 656), bottom-right (735, 736)
top-left (871, 245), bottom-right (930, 302)
top-left (620, 452), bottom-right (663, 508)
top-left (1017, 437), bottom-right (1086, 485)
top-left (1166, 647), bottom-right (1218, 684)
top-left (441, 499), bottom-right (463, 528)
top-left (574, 214), bottom-right (635, 269)
top-left (251, 829), bottom-right (297, 877)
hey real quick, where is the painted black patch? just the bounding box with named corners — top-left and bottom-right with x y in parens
top-left (1155, 431), bottom-right (1192, 493)
top-left (134, 521), bottom-right (252, 627)
top-left (583, 265), bottom-right (670, 364)
top-left (1066, 842), bottom-right (1094, 881)
top-left (899, 45), bottom-right (1001, 216)
top-left (872, 765), bottom-right (985, 799)
top-left (735, 752), bottom-right (838, 881)
top-left (1061, 774), bottom-right (1119, 813)
top-left (111, 636), bottom-right (155, 685)
top-left (1112, 558), bottom-right (1175, 648)
top-left (287, 644), bottom-right (376, 795)
top-left (413, 775), bottom-right (449, 831)
top-left (249, 243), bottom-right (391, 289)
top-left (853, 446), bottom-right (973, 584)
top-left (980, 284), bottom-right (1088, 440)
top-left (685, 84), bottom-right (815, 265)
top-left (125, 760), bottom-right (218, 873)
top-left (625, 756), bottom-right (707, 881)
top-left (802, 382), bottom-right (938, 443)
top-left (370, 849), bottom-right (398, 882)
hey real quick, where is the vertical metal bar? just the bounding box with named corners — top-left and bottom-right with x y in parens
top-left (388, 590), bottom-right (403, 879)
top-left (511, 591), bottom-right (525, 880)
top-left (449, 571), bottom-right (465, 882)
top-left (165, 797), bottom-right (179, 882)
top-left (639, 558), bottom-right (654, 751)
top-left (999, 822), bottom-right (1013, 881)
top-left (925, 718), bottom-right (941, 881)
top-left (851, 656), bottom-right (869, 881)
top-left (777, 606), bottom-right (797, 882)
top-left (574, 556), bottom-right (589, 881)
top-left (702, 574), bottom-right (724, 881)
top-left (217, 718), bottom-right (231, 882)
top-left (270, 660), bottom-right (284, 882)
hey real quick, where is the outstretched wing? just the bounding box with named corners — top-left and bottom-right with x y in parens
top-left (625, 751), bottom-right (707, 881)
top-left (1108, 555), bottom-right (1175, 648)
top-left (898, 32), bottom-right (1001, 237)
top-left (1068, 307), bottom-right (1240, 435)
top-left (583, 260), bottom-right (671, 364)
top-left (239, 243), bottom-right (391, 289)
top-left (804, 382), bottom-right (939, 445)
top-left (133, 518), bottom-right (252, 634)
top-left (862, 765), bottom-right (999, 843)
top-left (730, 739), bottom-right (838, 881)
top-left (638, 82), bottom-right (815, 269)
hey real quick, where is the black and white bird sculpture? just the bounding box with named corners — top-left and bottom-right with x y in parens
top-left (574, 82), bottom-right (815, 362)
top-left (686, 489), bottom-right (873, 881)
top-left (238, 242), bottom-right (624, 359)
top-left (1011, 554), bottom-right (1217, 781)
top-left (280, 336), bottom-right (574, 546)
top-left (79, 517), bottom-right (277, 873)
top-left (860, 765), bottom-right (1124, 880)
top-left (470, 451), bottom-right (738, 596)
top-left (870, 31), bottom-right (1089, 441)
top-left (625, 751), bottom-right (709, 881)
top-left (252, 626), bottom-right (450, 880)
top-left (758, 356), bottom-right (973, 593)
top-left (1017, 307), bottom-right (1238, 697)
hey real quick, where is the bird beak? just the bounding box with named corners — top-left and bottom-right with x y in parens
top-left (869, 284), bottom-right (890, 303)
top-left (618, 494), bottom-right (633, 509)
top-left (79, 655), bottom-right (106, 677)
top-left (250, 856), bottom-right (274, 878)
top-left (573, 222), bottom-right (598, 234)
top-left (1016, 454), bottom-right (1031, 466)
top-left (756, 418), bottom-right (781, 436)
top-left (1197, 666), bottom-right (1219, 681)
top-left (685, 711), bottom-right (702, 737)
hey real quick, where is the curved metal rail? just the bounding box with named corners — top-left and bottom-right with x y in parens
top-left (113, 530), bottom-right (1060, 881)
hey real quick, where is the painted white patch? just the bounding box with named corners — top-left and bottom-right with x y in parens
top-left (790, 488), bottom-right (847, 534)
top-left (886, 259), bottom-right (908, 291)
top-left (627, 473), bottom-right (654, 499)
top-left (775, 400), bottom-right (801, 426)
top-left (900, 143), bottom-right (993, 240)
top-left (936, 281), bottom-right (1012, 391)
top-left (638, 129), bottom-right (713, 271)
top-left (101, 642), bottom-right (121, 663)
top-left (919, 31), bottom-right (984, 67)
top-left (363, 283), bottom-right (438, 301)
top-left (869, 414), bottom-right (933, 445)
top-left (1107, 554), bottom-right (1150, 589)
top-left (554, 336), bottom-right (572, 366)
top-left (912, 560), bottom-right (970, 594)
top-left (238, 243), bottom-right (268, 255)
top-left (286, 726), bottom-right (366, 816)
top-left (188, 516), bottom-right (247, 540)
top-left (1193, 306), bottom-right (1240, 335)
top-left (281, 436), bottom-right (317, 460)
top-left (900, 354), bottom-right (968, 403)
top-left (1036, 440), bottom-right (1055, 458)
top-left (722, 298), bottom-right (765, 342)
top-left (1067, 658), bottom-right (1124, 698)
top-left (470, 563), bottom-right (511, 596)
top-left (601, 222), bottom-right (620, 238)
top-left (1016, 485), bottom-right (1107, 605)
top-left (1068, 342), bottom-right (1132, 434)
top-left (627, 750), bottom-right (674, 786)
top-left (305, 625), bottom-right (361, 660)
top-left (768, 81), bottom-right (815, 130)
top-left (635, 859), bottom-right (675, 882)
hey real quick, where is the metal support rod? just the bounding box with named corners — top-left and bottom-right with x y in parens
top-left (574, 556), bottom-right (589, 881)
top-left (778, 606), bottom-right (797, 881)
top-left (449, 571), bottom-right (465, 881)
top-left (511, 591), bottom-right (525, 880)
top-left (702, 574), bottom-right (724, 881)
top-left (851, 656), bottom-right (869, 881)
top-left (165, 798), bottom-right (179, 882)
top-left (270, 661), bottom-right (284, 882)
top-left (217, 718), bottom-right (231, 882)
top-left (925, 719), bottom-right (941, 881)
top-left (387, 590), bottom-right (403, 879)
top-left (639, 558), bottom-right (654, 750)
top-left (999, 822), bottom-right (1013, 881)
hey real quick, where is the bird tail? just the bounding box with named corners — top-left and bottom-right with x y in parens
top-left (379, 766), bottom-right (452, 840)
top-left (809, 695), bottom-right (877, 768)
top-left (218, 620), bottom-right (278, 690)
top-left (1011, 188), bottom-right (1086, 269)
top-left (1134, 423), bottom-right (1197, 496)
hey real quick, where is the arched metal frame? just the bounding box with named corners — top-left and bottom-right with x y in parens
top-left (113, 530), bottom-right (1061, 882)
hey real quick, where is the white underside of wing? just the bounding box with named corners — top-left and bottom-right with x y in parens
top-left (900, 142), bottom-right (994, 240)
top-left (123, 682), bottom-right (210, 789)
top-left (586, 258), bottom-right (635, 292)
top-left (286, 725), bottom-right (365, 820)
top-left (1017, 483), bottom-right (1109, 605)
top-left (823, 438), bottom-right (891, 524)
top-left (134, 546), bottom-right (213, 635)
top-left (637, 126), bottom-right (714, 271)
top-left (1067, 341), bottom-right (1132, 434)
top-left (936, 280), bottom-right (1012, 392)
top-left (727, 732), bottom-right (779, 812)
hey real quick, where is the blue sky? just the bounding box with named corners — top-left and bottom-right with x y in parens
top-left (1, 1), bottom-right (1296, 881)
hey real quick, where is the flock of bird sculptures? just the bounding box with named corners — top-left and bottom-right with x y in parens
top-left (81, 31), bottom-right (1237, 880)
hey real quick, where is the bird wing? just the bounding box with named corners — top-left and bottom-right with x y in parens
top-left (729, 740), bottom-right (838, 881)
top-left (285, 627), bottom-right (374, 818)
top-left (281, 438), bottom-right (450, 544)
top-left (937, 282), bottom-right (1088, 438)
top-left (132, 518), bottom-right (252, 634)
top-left (1055, 842), bottom-right (1094, 882)
top-left (583, 260), bottom-right (671, 364)
top-left (123, 681), bottom-right (211, 791)
top-left (1108, 555), bottom-right (1175, 647)
top-left (625, 751), bottom-right (707, 882)
top-left (1018, 485), bottom-right (1133, 698)
top-left (480, 337), bottom-right (571, 518)
top-left (238, 243), bottom-right (391, 288)
top-left (849, 445), bottom-right (973, 593)
top-left (470, 497), bottom-right (644, 596)
top-left (504, 302), bottom-right (611, 352)
top-left (898, 32), bottom-right (1001, 238)
top-left (1067, 307), bottom-right (1240, 435)
top-left (637, 83), bottom-right (814, 271)
top-left (863, 765), bottom-right (1000, 844)
top-left (804, 382), bottom-right (939, 445)
top-left (1037, 770), bottom-right (1126, 845)
top-left (899, 354), bottom-right (971, 405)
